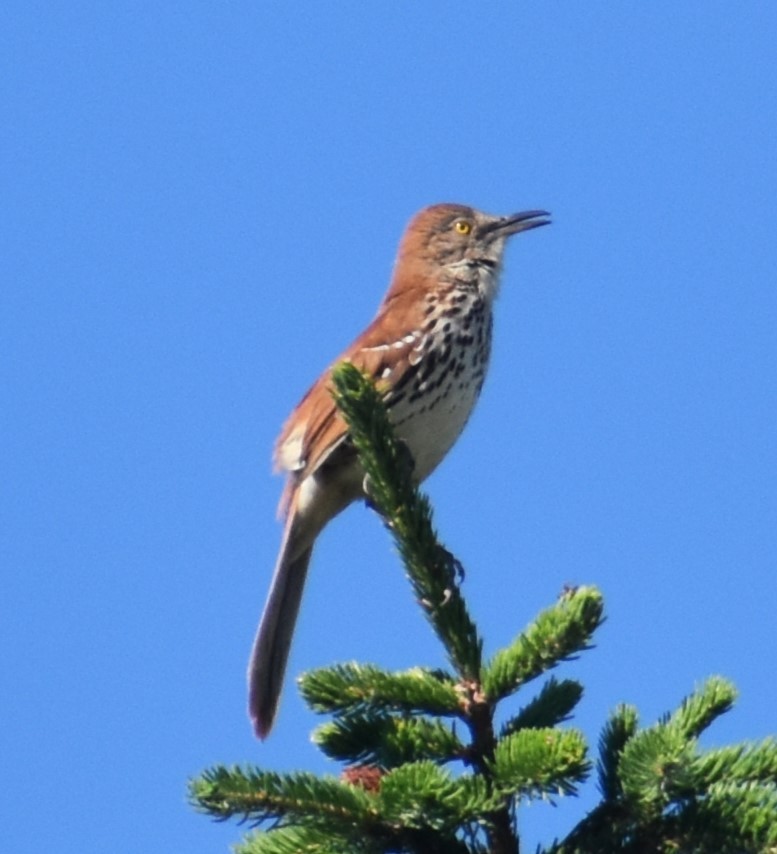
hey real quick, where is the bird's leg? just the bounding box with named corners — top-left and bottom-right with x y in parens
top-left (435, 545), bottom-right (465, 586)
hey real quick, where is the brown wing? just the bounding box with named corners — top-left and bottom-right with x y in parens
top-left (273, 296), bottom-right (423, 517)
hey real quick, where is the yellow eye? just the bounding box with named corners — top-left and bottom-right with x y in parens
top-left (454, 219), bottom-right (472, 235)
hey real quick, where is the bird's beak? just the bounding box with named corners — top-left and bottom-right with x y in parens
top-left (484, 209), bottom-right (551, 238)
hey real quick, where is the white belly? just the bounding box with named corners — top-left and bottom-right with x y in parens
top-left (387, 307), bottom-right (492, 481)
top-left (392, 375), bottom-right (483, 479)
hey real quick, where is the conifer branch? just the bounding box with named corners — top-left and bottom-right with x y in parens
top-left (377, 761), bottom-right (499, 828)
top-left (692, 738), bottom-right (777, 786)
top-left (546, 685), bottom-right (777, 853)
top-left (666, 675), bottom-right (737, 739)
top-left (191, 766), bottom-right (375, 826)
top-left (618, 724), bottom-right (694, 815)
top-left (299, 662), bottom-right (461, 717)
top-left (236, 825), bottom-right (369, 854)
top-left (501, 677), bottom-right (584, 737)
top-left (482, 587), bottom-right (604, 702)
top-left (331, 362), bottom-right (483, 680)
top-left (596, 703), bottom-right (638, 800)
top-left (665, 780), bottom-right (777, 851)
top-left (314, 714), bottom-right (465, 767)
top-left (490, 728), bottom-right (589, 800)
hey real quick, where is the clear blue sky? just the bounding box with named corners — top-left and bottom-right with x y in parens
top-left (3, 4), bottom-right (776, 852)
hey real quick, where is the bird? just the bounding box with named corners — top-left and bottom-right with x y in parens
top-left (248, 202), bottom-right (550, 738)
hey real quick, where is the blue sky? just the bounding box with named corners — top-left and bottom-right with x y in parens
top-left (3, 4), bottom-right (776, 852)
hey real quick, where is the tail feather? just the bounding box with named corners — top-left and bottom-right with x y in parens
top-left (248, 516), bottom-right (313, 739)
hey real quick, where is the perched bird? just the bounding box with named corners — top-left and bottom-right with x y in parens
top-left (248, 202), bottom-right (550, 738)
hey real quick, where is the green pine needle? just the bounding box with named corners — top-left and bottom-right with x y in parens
top-left (667, 780), bottom-right (777, 852)
top-left (299, 663), bottom-right (461, 718)
top-left (667, 675), bottom-right (737, 740)
top-left (377, 761), bottom-right (496, 830)
top-left (237, 824), bottom-right (376, 854)
top-left (501, 677), bottom-right (584, 736)
top-left (596, 703), bottom-right (638, 800)
top-left (482, 586), bottom-right (604, 702)
top-left (314, 714), bottom-right (465, 767)
top-left (490, 728), bottom-right (589, 800)
top-left (618, 724), bottom-right (695, 815)
top-left (692, 737), bottom-right (777, 787)
top-left (190, 766), bottom-right (375, 827)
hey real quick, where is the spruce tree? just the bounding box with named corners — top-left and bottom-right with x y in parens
top-left (190, 363), bottom-right (777, 853)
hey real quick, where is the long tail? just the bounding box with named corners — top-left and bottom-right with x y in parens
top-left (248, 511), bottom-right (313, 739)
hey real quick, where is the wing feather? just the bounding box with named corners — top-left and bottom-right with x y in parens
top-left (272, 296), bottom-right (423, 517)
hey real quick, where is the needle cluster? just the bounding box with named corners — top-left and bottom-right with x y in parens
top-left (190, 363), bottom-right (777, 853)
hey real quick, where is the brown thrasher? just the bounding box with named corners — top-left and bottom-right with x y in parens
top-left (248, 203), bottom-right (550, 738)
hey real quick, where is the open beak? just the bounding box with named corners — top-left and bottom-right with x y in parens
top-left (483, 209), bottom-right (551, 238)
